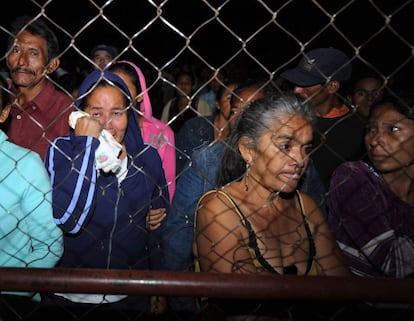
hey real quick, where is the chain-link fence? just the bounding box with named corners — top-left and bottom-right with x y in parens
top-left (0, 1), bottom-right (413, 320)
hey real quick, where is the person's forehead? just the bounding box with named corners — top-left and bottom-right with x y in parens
top-left (239, 88), bottom-right (264, 101)
top-left (93, 49), bottom-right (112, 57)
top-left (88, 86), bottom-right (124, 99)
top-left (270, 115), bottom-right (313, 137)
top-left (355, 77), bottom-right (383, 89)
top-left (232, 88), bottom-right (263, 109)
top-left (221, 83), bottom-right (237, 95)
top-left (14, 31), bottom-right (47, 48)
top-left (371, 104), bottom-right (402, 119)
top-left (177, 75), bottom-right (192, 82)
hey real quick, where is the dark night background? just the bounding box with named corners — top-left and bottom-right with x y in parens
top-left (0, 0), bottom-right (412, 92)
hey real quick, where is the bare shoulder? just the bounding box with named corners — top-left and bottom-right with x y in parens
top-left (198, 189), bottom-right (236, 212)
top-left (196, 189), bottom-right (240, 226)
top-left (297, 191), bottom-right (326, 224)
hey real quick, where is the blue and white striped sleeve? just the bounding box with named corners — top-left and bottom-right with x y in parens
top-left (45, 134), bottom-right (100, 234)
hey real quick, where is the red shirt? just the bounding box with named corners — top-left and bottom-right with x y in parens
top-left (8, 81), bottom-right (73, 160)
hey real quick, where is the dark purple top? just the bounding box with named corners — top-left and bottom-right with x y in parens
top-left (327, 161), bottom-right (414, 278)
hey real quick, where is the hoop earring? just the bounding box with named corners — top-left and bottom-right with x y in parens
top-left (245, 162), bottom-right (250, 191)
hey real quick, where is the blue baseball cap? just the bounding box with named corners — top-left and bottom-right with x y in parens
top-left (280, 47), bottom-right (352, 87)
top-left (90, 44), bottom-right (115, 58)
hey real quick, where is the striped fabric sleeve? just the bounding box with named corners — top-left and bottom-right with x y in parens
top-left (46, 135), bottom-right (100, 234)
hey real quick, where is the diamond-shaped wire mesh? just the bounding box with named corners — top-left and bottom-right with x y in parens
top-left (0, 1), bottom-right (413, 320)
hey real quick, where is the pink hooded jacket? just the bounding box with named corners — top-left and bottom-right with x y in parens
top-left (117, 60), bottom-right (176, 202)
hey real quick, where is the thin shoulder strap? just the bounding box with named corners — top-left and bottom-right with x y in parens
top-left (193, 190), bottom-right (216, 272)
top-left (223, 191), bottom-right (279, 273)
top-left (194, 190), bottom-right (239, 235)
top-left (194, 190), bottom-right (216, 232)
top-left (296, 190), bottom-right (316, 274)
top-left (201, 190), bottom-right (278, 274)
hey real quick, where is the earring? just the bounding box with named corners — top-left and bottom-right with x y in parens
top-left (245, 162), bottom-right (250, 191)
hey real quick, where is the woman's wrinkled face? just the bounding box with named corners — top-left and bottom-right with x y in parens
top-left (249, 114), bottom-right (313, 193)
top-left (84, 86), bottom-right (129, 144)
top-left (365, 103), bottom-right (414, 173)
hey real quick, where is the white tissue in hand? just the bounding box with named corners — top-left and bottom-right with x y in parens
top-left (69, 111), bottom-right (123, 173)
top-left (68, 111), bottom-right (89, 129)
top-left (95, 130), bottom-right (122, 173)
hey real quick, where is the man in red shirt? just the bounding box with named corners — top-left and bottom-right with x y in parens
top-left (6, 15), bottom-right (73, 160)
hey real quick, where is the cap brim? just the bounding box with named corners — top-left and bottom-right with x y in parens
top-left (280, 68), bottom-right (324, 87)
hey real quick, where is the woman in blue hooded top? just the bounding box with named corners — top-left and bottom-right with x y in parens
top-left (45, 69), bottom-right (170, 314)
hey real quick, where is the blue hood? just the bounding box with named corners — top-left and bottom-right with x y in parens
top-left (75, 69), bottom-right (145, 159)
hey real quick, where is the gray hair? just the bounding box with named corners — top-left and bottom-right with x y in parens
top-left (217, 91), bottom-right (316, 186)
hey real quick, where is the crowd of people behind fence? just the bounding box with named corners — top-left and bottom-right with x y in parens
top-left (0, 14), bottom-right (413, 321)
